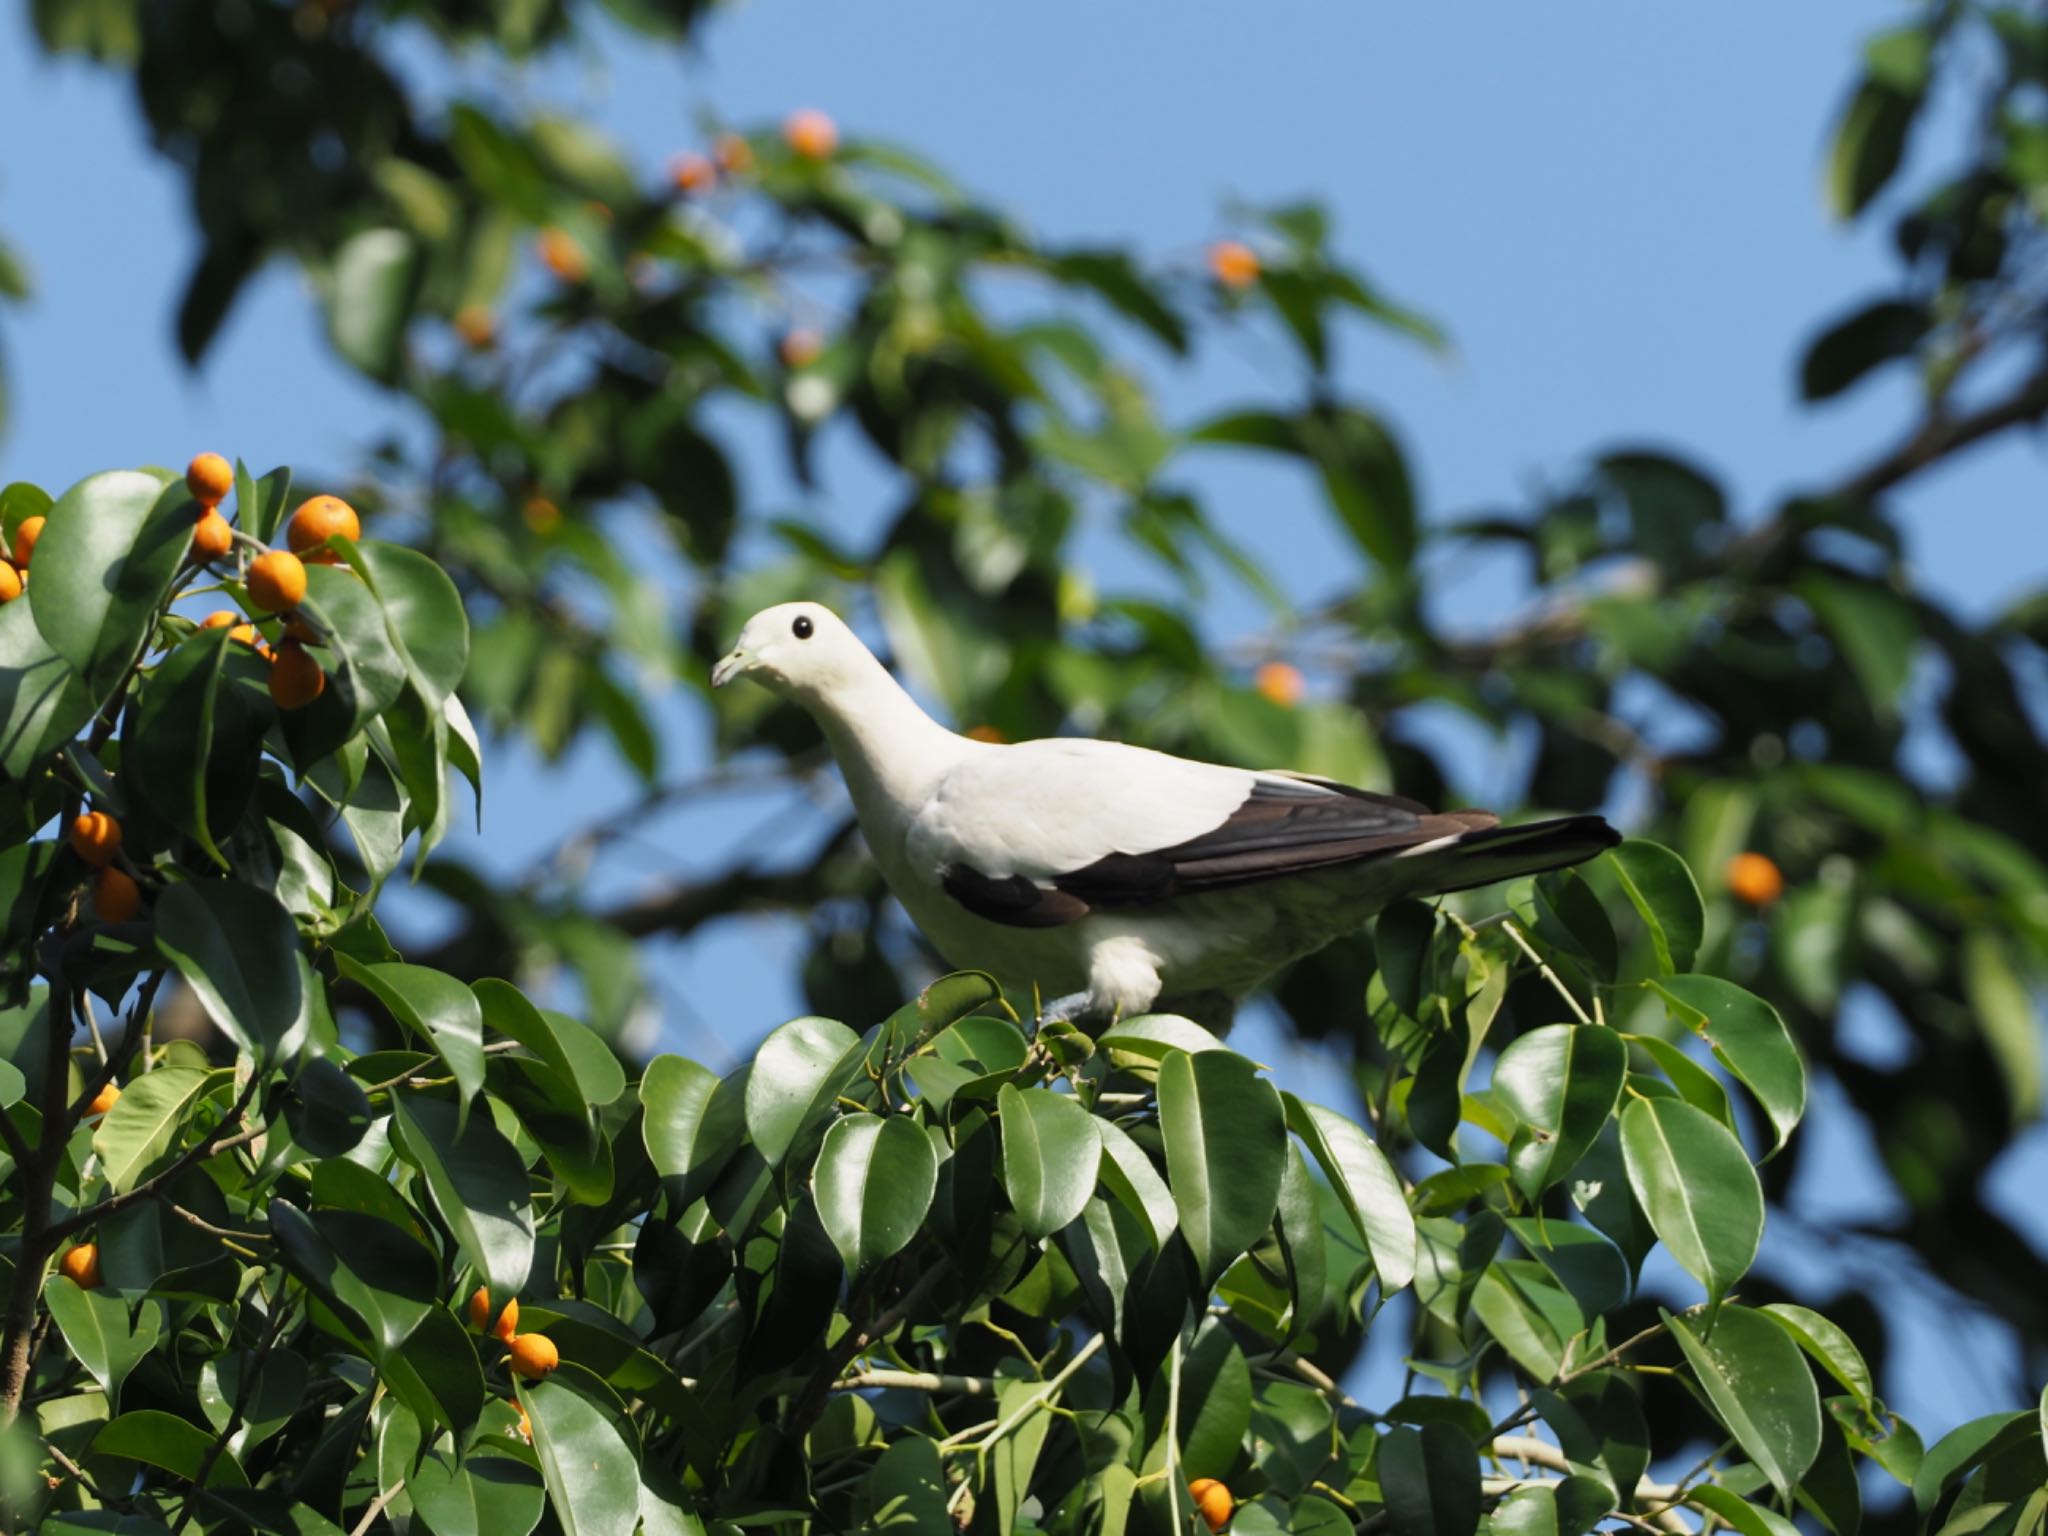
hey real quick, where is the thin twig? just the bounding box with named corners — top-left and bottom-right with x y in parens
top-left (1500, 921), bottom-right (1592, 1025)
top-left (346, 1480), bottom-right (404, 1536)
top-left (46, 1073), bottom-right (265, 1243)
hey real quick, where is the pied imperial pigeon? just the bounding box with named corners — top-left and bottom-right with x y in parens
top-left (714, 603), bottom-right (1619, 1027)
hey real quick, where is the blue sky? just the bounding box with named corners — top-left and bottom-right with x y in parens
top-left (5, 0), bottom-right (2044, 1452)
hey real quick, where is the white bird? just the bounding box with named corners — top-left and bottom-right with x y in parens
top-left (713, 602), bottom-right (1619, 1028)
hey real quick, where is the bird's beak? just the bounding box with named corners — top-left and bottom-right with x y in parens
top-left (711, 649), bottom-right (747, 689)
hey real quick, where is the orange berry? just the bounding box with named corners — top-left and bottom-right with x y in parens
top-left (69, 812), bottom-right (123, 867)
top-left (1726, 851), bottom-right (1785, 907)
top-left (268, 643), bottom-right (326, 711)
top-left (191, 509), bottom-right (235, 563)
top-left (468, 1287), bottom-right (520, 1340)
top-left (714, 132), bottom-right (754, 175)
top-left (93, 867), bottom-right (141, 924)
top-left (508, 1333), bottom-right (559, 1380)
top-left (88, 1082), bottom-right (120, 1117)
top-left (12, 516), bottom-right (45, 569)
top-left (203, 611), bottom-right (260, 646)
top-left (1192, 1480), bottom-right (1233, 1532)
top-left (783, 108), bottom-right (839, 160)
top-left (1254, 661), bottom-right (1303, 707)
top-left (453, 305), bottom-right (497, 349)
top-left (964, 724), bottom-right (1006, 744)
top-left (0, 564), bottom-right (21, 604)
top-left (1208, 240), bottom-right (1260, 290)
top-left (671, 152), bottom-right (716, 195)
top-left (522, 497), bottom-right (562, 534)
top-left (778, 329), bottom-right (824, 369)
top-left (537, 228), bottom-right (588, 284)
top-left (286, 495), bottom-right (361, 557)
top-left (58, 1244), bottom-right (103, 1290)
top-left (245, 550), bottom-right (308, 613)
top-left (185, 453), bottom-right (234, 506)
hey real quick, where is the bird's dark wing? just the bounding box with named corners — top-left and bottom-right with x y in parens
top-left (941, 775), bottom-right (1496, 927)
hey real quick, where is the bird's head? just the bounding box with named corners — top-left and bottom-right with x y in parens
top-left (712, 602), bottom-right (871, 700)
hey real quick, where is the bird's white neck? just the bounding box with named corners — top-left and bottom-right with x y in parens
top-left (795, 655), bottom-right (966, 832)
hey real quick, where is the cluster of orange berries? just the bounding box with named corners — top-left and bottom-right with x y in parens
top-left (70, 809), bottom-right (139, 924)
top-left (1187, 1478), bottom-right (1234, 1532)
top-left (668, 109), bottom-right (840, 201)
top-left (0, 509), bottom-right (45, 603)
top-left (184, 454), bottom-right (359, 713)
top-left (469, 1287), bottom-right (559, 1384)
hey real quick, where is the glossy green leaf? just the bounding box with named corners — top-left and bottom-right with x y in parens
top-left (1377, 1422), bottom-right (1480, 1536)
top-left (813, 1112), bottom-right (938, 1276)
top-left (1961, 932), bottom-right (2043, 1125)
top-left (92, 1066), bottom-right (212, 1192)
top-left (1667, 1304), bottom-right (1821, 1501)
top-left (282, 561), bottom-right (409, 768)
top-left (1158, 1049), bottom-right (1286, 1287)
top-left (1096, 1013), bottom-right (1230, 1060)
top-left (30, 469), bottom-right (183, 698)
top-left (350, 539), bottom-right (471, 705)
top-left (406, 1448), bottom-right (545, 1536)
top-left (155, 881), bottom-right (306, 1063)
top-left (1505, 1217), bottom-right (1628, 1317)
top-left (132, 625), bottom-right (233, 864)
top-left (1273, 1140), bottom-right (1327, 1342)
top-left (1912, 1411), bottom-right (2036, 1513)
top-left (338, 958), bottom-right (484, 1109)
top-left (1763, 1303), bottom-right (1875, 1411)
top-left (642, 1054), bottom-right (745, 1207)
top-left (1178, 1316), bottom-right (1252, 1476)
top-left (1800, 298), bottom-right (1931, 401)
top-left (269, 1200), bottom-right (438, 1354)
top-left (1471, 1260), bottom-right (1583, 1380)
top-left (93, 1410), bottom-right (247, 1486)
top-left (325, 228), bottom-right (420, 381)
top-left (391, 1093), bottom-right (534, 1301)
top-left (0, 594), bottom-right (94, 779)
top-left (1829, 79), bottom-right (1918, 219)
top-left (45, 1278), bottom-right (160, 1407)
top-left (1284, 1093), bottom-right (1415, 1290)
top-left (486, 1053), bottom-right (613, 1205)
top-left (1686, 1486), bottom-right (1802, 1536)
top-left (744, 1015), bottom-right (859, 1166)
top-left (1624, 1033), bottom-right (1735, 1131)
top-left (380, 1304), bottom-right (487, 1445)
top-left (1651, 975), bottom-right (1806, 1154)
top-left (1607, 838), bottom-right (1704, 974)
top-left (1415, 1212), bottom-right (1502, 1329)
top-left (519, 1377), bottom-right (642, 1536)
top-left (1094, 1116), bottom-right (1177, 1248)
top-left (1491, 1024), bottom-right (1627, 1199)
top-left (861, 1436), bottom-right (949, 1531)
top-left (996, 1082), bottom-right (1101, 1238)
top-left (1619, 1097), bottom-right (1762, 1298)
top-left (199, 1346), bottom-right (308, 1455)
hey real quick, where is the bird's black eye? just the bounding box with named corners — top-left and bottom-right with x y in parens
top-left (792, 614), bottom-right (814, 640)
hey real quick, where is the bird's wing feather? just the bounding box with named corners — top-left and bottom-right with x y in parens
top-left (912, 741), bottom-right (1493, 928)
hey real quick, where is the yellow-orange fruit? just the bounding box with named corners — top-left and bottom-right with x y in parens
top-left (1208, 240), bottom-right (1260, 289)
top-left (522, 497), bottom-right (562, 534)
top-left (0, 564), bottom-right (22, 603)
top-left (282, 615), bottom-right (320, 645)
top-left (59, 1244), bottom-right (102, 1290)
top-left (69, 811), bottom-right (122, 867)
top-left (268, 643), bottom-right (326, 710)
top-left (1726, 851), bottom-right (1784, 907)
top-left (186, 452), bottom-right (234, 506)
top-left (202, 610), bottom-right (260, 646)
top-left (671, 152), bottom-right (716, 195)
top-left (88, 1082), bottom-right (121, 1117)
top-left (12, 516), bottom-right (45, 569)
top-left (469, 1287), bottom-right (520, 1341)
top-left (508, 1333), bottom-right (559, 1380)
top-left (1254, 661), bottom-right (1303, 707)
top-left (453, 305), bottom-right (497, 349)
top-left (783, 108), bottom-right (838, 160)
top-left (287, 495), bottom-right (360, 558)
top-left (93, 867), bottom-right (141, 924)
top-left (778, 329), bottom-right (824, 369)
top-left (191, 510), bottom-right (235, 563)
top-left (1189, 1480), bottom-right (1233, 1533)
top-left (537, 228), bottom-right (588, 284)
top-left (246, 550), bottom-right (308, 613)
top-left (714, 132), bottom-right (754, 175)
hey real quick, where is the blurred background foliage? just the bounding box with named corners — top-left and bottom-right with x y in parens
top-left (12, 0), bottom-right (2048, 1462)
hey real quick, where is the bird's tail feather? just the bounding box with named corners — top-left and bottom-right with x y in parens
top-left (1408, 814), bottom-right (1621, 896)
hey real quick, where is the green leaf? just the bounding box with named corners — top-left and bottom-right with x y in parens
top-left (199, 1346), bottom-right (308, 1455)
top-left (406, 1447), bottom-right (545, 1536)
top-left (1686, 1486), bottom-right (1803, 1536)
top-left (269, 1201), bottom-right (438, 1354)
top-left (391, 1093), bottom-right (534, 1301)
top-left (1158, 1049), bottom-right (1286, 1287)
top-left (0, 595), bottom-right (94, 779)
top-left (154, 881), bottom-right (306, 1064)
top-left (1625, 1033), bottom-right (1736, 1131)
top-left (1094, 1116), bottom-right (1178, 1248)
top-left (1470, 1261), bottom-right (1583, 1379)
top-left (1960, 932), bottom-right (2043, 1124)
top-left (744, 1015), bottom-right (860, 1166)
top-left (1096, 1013), bottom-right (1230, 1060)
top-left (1763, 1303), bottom-right (1875, 1412)
top-left (93, 1410), bottom-right (247, 1486)
top-left (1619, 1098), bottom-right (1762, 1299)
top-left (1650, 976), bottom-right (1806, 1154)
top-left (477, 980), bottom-right (623, 1106)
top-left (1913, 1412), bottom-right (2036, 1513)
top-left (1607, 839), bottom-right (1704, 974)
top-left (30, 469), bottom-right (183, 699)
top-left (642, 1055), bottom-right (745, 1206)
top-left (813, 1112), bottom-right (939, 1276)
top-left (349, 540), bottom-right (471, 705)
top-left (861, 1436), bottom-right (949, 1530)
top-left (1491, 1024), bottom-right (1627, 1199)
top-left (1178, 1316), bottom-right (1252, 1476)
top-left (132, 626), bottom-right (233, 864)
top-left (1505, 1217), bottom-right (1628, 1318)
top-left (281, 561), bottom-right (409, 769)
top-left (338, 958), bottom-right (484, 1109)
top-left (1829, 80), bottom-right (1919, 219)
top-left (996, 1083), bottom-right (1101, 1238)
top-left (1797, 574), bottom-right (1916, 716)
top-left (326, 229), bottom-right (421, 382)
top-left (1667, 1304), bottom-right (1822, 1500)
top-left (45, 1278), bottom-right (160, 1408)
top-left (1273, 1141), bottom-right (1327, 1342)
top-left (518, 1378), bottom-right (642, 1536)
top-left (1800, 299), bottom-right (1930, 400)
top-left (1283, 1093), bottom-right (1415, 1291)
top-left (381, 1305), bottom-right (487, 1445)
top-left (486, 1054), bottom-right (613, 1206)
top-left (92, 1066), bottom-right (211, 1192)
top-left (1377, 1422), bottom-right (1480, 1536)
